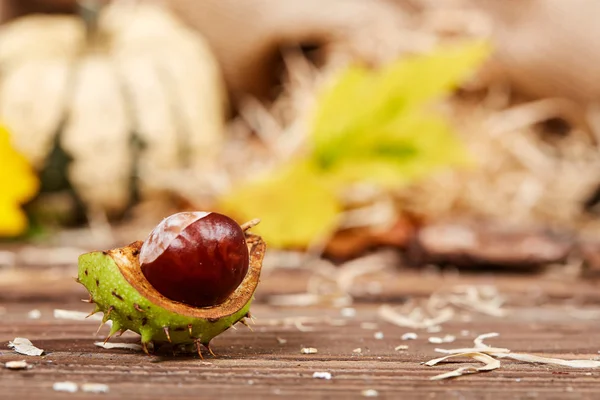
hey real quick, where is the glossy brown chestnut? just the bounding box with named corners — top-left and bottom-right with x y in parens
top-left (139, 211), bottom-right (249, 308)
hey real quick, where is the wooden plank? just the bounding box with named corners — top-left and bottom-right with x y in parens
top-left (2, 266), bottom-right (599, 304)
top-left (1, 244), bottom-right (600, 399)
top-left (2, 294), bottom-right (600, 399)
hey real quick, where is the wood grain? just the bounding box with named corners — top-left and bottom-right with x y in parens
top-left (1, 264), bottom-right (600, 399)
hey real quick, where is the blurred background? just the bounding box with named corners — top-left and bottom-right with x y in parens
top-left (2, 0), bottom-right (600, 303)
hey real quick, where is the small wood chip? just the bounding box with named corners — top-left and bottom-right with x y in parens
top-left (4, 360), bottom-right (30, 370)
top-left (54, 309), bottom-right (104, 322)
top-left (82, 383), bottom-right (110, 393)
top-left (276, 337), bottom-right (287, 344)
top-left (362, 389), bottom-right (379, 397)
top-left (53, 382), bottom-right (78, 393)
top-left (312, 371), bottom-right (332, 380)
top-left (374, 332), bottom-right (384, 340)
top-left (353, 348), bottom-right (362, 353)
top-left (401, 332), bottom-right (418, 340)
top-left (8, 338), bottom-right (44, 356)
top-left (301, 347), bottom-right (318, 354)
top-left (428, 335), bottom-right (455, 344)
top-left (395, 345), bottom-right (409, 351)
top-left (27, 309), bottom-right (41, 319)
top-left (94, 342), bottom-right (142, 351)
top-left (341, 307), bottom-right (356, 318)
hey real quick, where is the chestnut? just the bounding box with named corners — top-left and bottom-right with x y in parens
top-left (139, 211), bottom-right (250, 308)
top-left (77, 212), bottom-right (265, 357)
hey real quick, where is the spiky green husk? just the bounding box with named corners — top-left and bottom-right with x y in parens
top-left (79, 251), bottom-right (250, 345)
top-left (77, 233), bottom-right (265, 354)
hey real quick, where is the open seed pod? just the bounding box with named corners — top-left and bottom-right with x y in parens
top-left (77, 213), bottom-right (265, 356)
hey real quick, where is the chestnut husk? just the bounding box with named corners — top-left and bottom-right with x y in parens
top-left (77, 231), bottom-right (265, 356)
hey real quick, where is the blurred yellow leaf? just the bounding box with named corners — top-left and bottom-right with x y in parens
top-left (310, 40), bottom-right (489, 186)
top-left (218, 40), bottom-right (489, 248)
top-left (319, 112), bottom-right (473, 188)
top-left (219, 163), bottom-right (341, 249)
top-left (0, 124), bottom-right (39, 236)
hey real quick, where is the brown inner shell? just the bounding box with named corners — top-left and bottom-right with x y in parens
top-left (109, 233), bottom-right (266, 319)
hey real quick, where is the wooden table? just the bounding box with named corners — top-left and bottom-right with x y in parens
top-left (1, 260), bottom-right (600, 399)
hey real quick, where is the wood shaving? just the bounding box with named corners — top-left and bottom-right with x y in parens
top-left (426, 352), bottom-right (501, 380)
top-left (428, 335), bottom-right (455, 344)
top-left (8, 337), bottom-right (44, 356)
top-left (294, 320), bottom-right (316, 332)
top-left (4, 360), bottom-right (30, 370)
top-left (362, 389), bottom-right (379, 397)
top-left (81, 383), bottom-right (110, 393)
top-left (395, 345), bottom-right (409, 351)
top-left (276, 337), bottom-right (287, 345)
top-left (341, 307), bottom-right (357, 318)
top-left (301, 347), bottom-right (318, 354)
top-left (53, 381), bottom-right (78, 393)
top-left (435, 346), bottom-right (510, 355)
top-left (474, 332), bottom-right (499, 347)
top-left (380, 286), bottom-right (506, 335)
top-left (378, 304), bottom-right (454, 330)
top-left (401, 332), bottom-right (418, 340)
top-left (94, 342), bottom-right (143, 351)
top-left (436, 286), bottom-right (507, 318)
top-left (427, 332), bottom-right (600, 380)
top-left (433, 332), bottom-right (510, 355)
top-left (353, 348), bottom-right (362, 353)
top-left (266, 251), bottom-right (393, 308)
top-left (312, 371), bottom-right (332, 380)
top-left (495, 353), bottom-right (600, 368)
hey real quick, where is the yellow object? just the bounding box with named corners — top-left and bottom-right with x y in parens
top-left (220, 40), bottom-right (490, 249)
top-left (310, 40), bottom-right (490, 187)
top-left (220, 162), bottom-right (341, 248)
top-left (0, 124), bottom-right (39, 236)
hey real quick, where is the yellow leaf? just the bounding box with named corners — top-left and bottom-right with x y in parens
top-left (310, 40), bottom-right (489, 185)
top-left (0, 124), bottom-right (39, 236)
top-left (217, 41), bottom-right (489, 249)
top-left (218, 162), bottom-right (341, 249)
top-left (321, 112), bottom-right (474, 188)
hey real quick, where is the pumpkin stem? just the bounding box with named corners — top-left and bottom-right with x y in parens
top-left (77, 0), bottom-right (105, 41)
